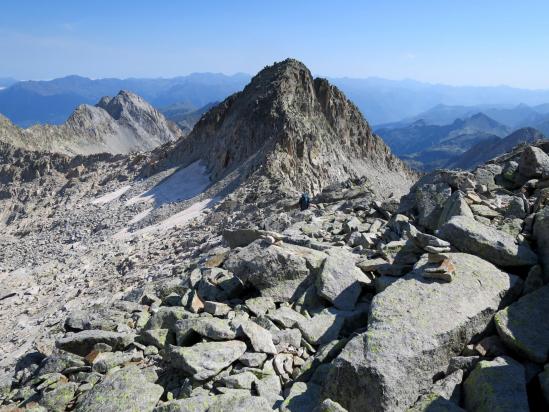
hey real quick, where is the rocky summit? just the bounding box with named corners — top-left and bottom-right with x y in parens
top-left (0, 90), bottom-right (182, 156)
top-left (0, 59), bottom-right (549, 412)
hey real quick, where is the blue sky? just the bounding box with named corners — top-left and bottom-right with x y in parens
top-left (1, 0), bottom-right (549, 88)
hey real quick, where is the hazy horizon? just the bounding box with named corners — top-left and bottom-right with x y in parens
top-left (2, 0), bottom-right (549, 88)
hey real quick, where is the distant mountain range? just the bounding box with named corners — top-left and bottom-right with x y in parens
top-left (376, 113), bottom-right (513, 170)
top-left (329, 78), bottom-right (549, 125)
top-left (379, 102), bottom-right (549, 131)
top-left (376, 108), bottom-right (547, 171)
top-left (448, 127), bottom-right (546, 170)
top-left (0, 74), bottom-right (249, 127)
top-left (4, 73), bottom-right (549, 127)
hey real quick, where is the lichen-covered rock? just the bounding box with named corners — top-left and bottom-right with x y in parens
top-left (166, 340), bottom-right (247, 381)
top-left (322, 253), bottom-right (521, 412)
top-left (39, 382), bottom-right (78, 412)
top-left (298, 311), bottom-right (344, 346)
top-left (154, 393), bottom-right (272, 412)
top-left (408, 395), bottom-right (465, 412)
top-left (437, 216), bottom-right (538, 267)
top-left (76, 366), bottom-right (163, 412)
top-left (56, 330), bottom-right (135, 356)
top-left (463, 356), bottom-right (529, 412)
top-left (146, 307), bottom-right (196, 330)
top-left (312, 399), bottom-right (349, 412)
top-left (280, 382), bottom-right (322, 412)
top-left (237, 320), bottom-right (277, 354)
top-left (224, 240), bottom-right (327, 301)
top-left (494, 284), bottom-right (549, 363)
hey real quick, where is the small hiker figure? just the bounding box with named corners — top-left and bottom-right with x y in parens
top-left (299, 192), bottom-right (310, 211)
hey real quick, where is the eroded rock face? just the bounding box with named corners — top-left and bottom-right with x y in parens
top-left (463, 356), bottom-right (529, 412)
top-left (322, 253), bottom-right (522, 412)
top-left (437, 216), bottom-right (538, 267)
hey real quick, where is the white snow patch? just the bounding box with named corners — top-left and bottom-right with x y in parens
top-left (127, 207), bottom-right (153, 225)
top-left (114, 198), bottom-right (214, 240)
top-left (126, 161), bottom-right (210, 206)
top-left (91, 185), bottom-right (131, 205)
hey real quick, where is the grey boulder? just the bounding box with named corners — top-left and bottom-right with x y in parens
top-left (315, 250), bottom-right (371, 310)
top-left (464, 356), bottom-right (529, 412)
top-left (76, 365), bottom-right (163, 412)
top-left (495, 284), bottom-right (549, 363)
top-left (56, 330), bottom-right (135, 356)
top-left (166, 340), bottom-right (247, 381)
top-left (322, 253), bottom-right (521, 412)
top-left (519, 146), bottom-right (549, 178)
top-left (224, 240), bottom-right (326, 301)
top-left (437, 216), bottom-right (538, 267)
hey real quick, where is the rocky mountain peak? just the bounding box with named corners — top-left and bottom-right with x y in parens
top-left (0, 91), bottom-right (182, 155)
top-left (161, 59), bottom-right (416, 198)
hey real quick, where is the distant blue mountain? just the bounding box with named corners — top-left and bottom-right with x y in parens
top-left (328, 78), bottom-right (549, 125)
top-left (3, 72), bottom-right (549, 128)
top-left (0, 73), bottom-right (250, 126)
top-left (0, 77), bottom-right (18, 88)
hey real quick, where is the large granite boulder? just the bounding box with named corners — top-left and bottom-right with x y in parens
top-left (76, 366), bottom-right (163, 412)
top-left (438, 191), bottom-right (473, 226)
top-left (463, 356), bottom-right (529, 412)
top-left (416, 183), bottom-right (452, 231)
top-left (322, 253), bottom-right (522, 412)
top-left (437, 216), bottom-right (538, 267)
top-left (166, 340), bottom-right (247, 381)
top-left (519, 146), bottom-right (549, 178)
top-left (224, 239), bottom-right (326, 301)
top-left (495, 284), bottom-right (549, 363)
top-left (315, 249), bottom-right (371, 310)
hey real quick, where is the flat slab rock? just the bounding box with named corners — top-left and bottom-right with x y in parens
top-left (464, 356), bottom-right (529, 412)
top-left (76, 365), bottom-right (163, 412)
top-left (166, 340), bottom-right (247, 381)
top-left (495, 284), bottom-right (549, 363)
top-left (437, 215), bottom-right (538, 267)
top-left (56, 330), bottom-right (136, 356)
top-left (322, 252), bottom-right (522, 412)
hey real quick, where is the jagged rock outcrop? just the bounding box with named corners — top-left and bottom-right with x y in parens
top-left (157, 59), bottom-right (416, 198)
top-left (0, 91), bottom-right (181, 155)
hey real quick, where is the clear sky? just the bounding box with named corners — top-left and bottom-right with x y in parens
top-left (1, 0), bottom-right (549, 88)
